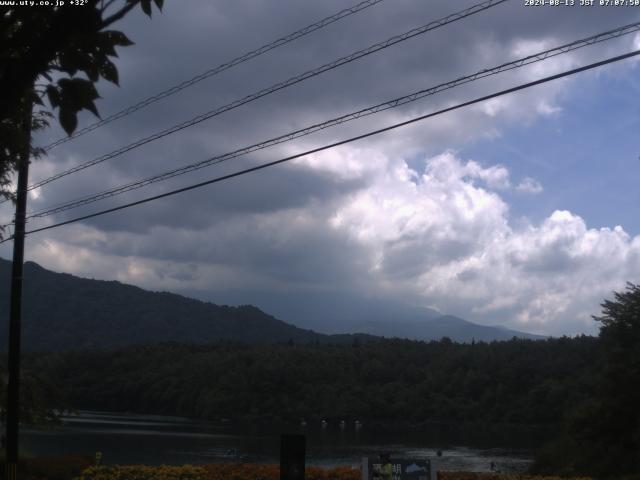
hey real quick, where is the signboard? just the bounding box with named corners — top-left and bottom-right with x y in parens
top-left (362, 458), bottom-right (436, 480)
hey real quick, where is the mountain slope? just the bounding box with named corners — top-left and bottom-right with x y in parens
top-left (0, 258), bottom-right (336, 351)
top-left (0, 258), bottom-right (542, 350)
top-left (352, 315), bottom-right (545, 342)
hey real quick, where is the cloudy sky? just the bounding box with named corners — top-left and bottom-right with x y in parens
top-left (2, 0), bottom-right (640, 336)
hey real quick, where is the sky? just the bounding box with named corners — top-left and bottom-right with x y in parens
top-left (2, 0), bottom-right (640, 336)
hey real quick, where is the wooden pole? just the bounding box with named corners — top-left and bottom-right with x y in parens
top-left (5, 101), bottom-right (32, 480)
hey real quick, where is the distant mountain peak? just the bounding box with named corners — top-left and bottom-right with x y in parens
top-left (351, 315), bottom-right (544, 342)
top-left (0, 257), bottom-right (544, 350)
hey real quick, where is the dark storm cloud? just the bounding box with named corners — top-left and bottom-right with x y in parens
top-left (3, 0), bottom-right (639, 336)
top-left (29, 0), bottom-right (639, 222)
top-left (26, 155), bottom-right (369, 235)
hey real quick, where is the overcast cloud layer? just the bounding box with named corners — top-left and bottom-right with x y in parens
top-left (2, 0), bottom-right (640, 336)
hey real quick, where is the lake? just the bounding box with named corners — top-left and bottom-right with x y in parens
top-left (20, 411), bottom-right (534, 472)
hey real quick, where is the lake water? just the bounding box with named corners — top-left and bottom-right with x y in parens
top-left (20, 411), bottom-right (533, 472)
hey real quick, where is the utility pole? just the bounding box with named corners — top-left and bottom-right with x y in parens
top-left (5, 101), bottom-right (32, 480)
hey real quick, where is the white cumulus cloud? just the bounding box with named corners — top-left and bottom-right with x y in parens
top-left (323, 151), bottom-right (640, 335)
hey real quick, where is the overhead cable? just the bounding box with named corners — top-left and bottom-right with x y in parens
top-left (42, 0), bottom-right (388, 151)
top-left (23, 21), bottom-right (640, 220)
top-left (0, 48), bottom-right (635, 244)
top-left (25, 0), bottom-right (508, 192)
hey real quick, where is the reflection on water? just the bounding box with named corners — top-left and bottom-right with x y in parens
top-left (20, 411), bottom-right (533, 472)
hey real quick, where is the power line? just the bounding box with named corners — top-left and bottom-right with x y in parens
top-left (29, 0), bottom-right (507, 191)
top-left (24, 0), bottom-right (508, 193)
top-left (22, 21), bottom-right (640, 221)
top-left (41, 0), bottom-right (387, 151)
top-left (1, 48), bottom-right (635, 244)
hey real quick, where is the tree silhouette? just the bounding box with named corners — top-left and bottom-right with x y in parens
top-left (536, 283), bottom-right (640, 476)
top-left (585, 282), bottom-right (640, 476)
top-left (0, 0), bottom-right (164, 435)
top-left (0, 0), bottom-right (164, 206)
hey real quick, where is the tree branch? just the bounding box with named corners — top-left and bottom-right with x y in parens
top-left (100, 1), bottom-right (138, 28)
top-left (101, 0), bottom-right (119, 12)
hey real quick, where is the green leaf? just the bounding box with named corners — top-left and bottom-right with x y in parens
top-left (99, 59), bottom-right (119, 86)
top-left (153, 0), bottom-right (163, 10)
top-left (85, 62), bottom-right (100, 82)
top-left (103, 30), bottom-right (134, 47)
top-left (97, 32), bottom-right (118, 57)
top-left (57, 50), bottom-right (79, 77)
top-left (84, 100), bottom-right (99, 118)
top-left (59, 107), bottom-right (77, 136)
top-left (46, 85), bottom-right (61, 108)
top-left (56, 78), bottom-right (102, 132)
top-left (140, 0), bottom-right (152, 16)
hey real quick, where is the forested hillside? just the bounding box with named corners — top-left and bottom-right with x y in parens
top-left (0, 258), bottom-right (543, 349)
top-left (29, 336), bottom-right (597, 427)
top-left (0, 259), bottom-right (373, 350)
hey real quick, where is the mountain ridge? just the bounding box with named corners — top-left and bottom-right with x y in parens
top-left (0, 257), bottom-right (543, 350)
top-left (350, 314), bottom-right (544, 342)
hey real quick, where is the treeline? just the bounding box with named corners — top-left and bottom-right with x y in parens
top-left (28, 336), bottom-right (597, 428)
top-left (10, 283), bottom-right (640, 478)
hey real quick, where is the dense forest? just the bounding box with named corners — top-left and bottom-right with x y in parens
top-left (3, 284), bottom-right (638, 477)
top-left (26, 336), bottom-right (597, 428)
